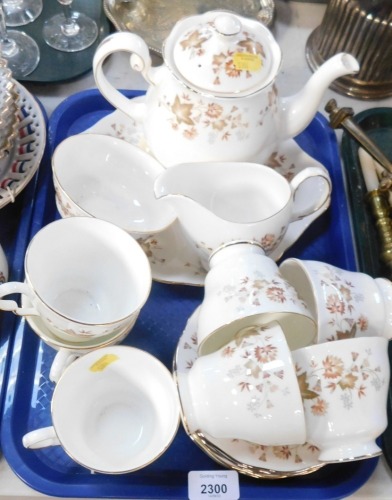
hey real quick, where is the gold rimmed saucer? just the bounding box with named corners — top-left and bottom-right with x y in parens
top-left (173, 306), bottom-right (325, 479)
top-left (21, 295), bottom-right (131, 352)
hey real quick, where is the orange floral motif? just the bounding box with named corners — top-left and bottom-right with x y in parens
top-left (205, 103), bottom-right (223, 119)
top-left (266, 286), bottom-right (286, 303)
top-left (311, 398), bottom-right (328, 416)
top-left (225, 59), bottom-right (241, 78)
top-left (357, 315), bottom-right (368, 331)
top-left (338, 372), bottom-right (358, 390)
top-left (254, 343), bottom-right (278, 363)
top-left (296, 347), bottom-right (385, 415)
top-left (326, 294), bottom-right (345, 314)
top-left (222, 345), bottom-right (236, 357)
top-left (322, 355), bottom-right (344, 379)
top-left (314, 264), bottom-right (370, 341)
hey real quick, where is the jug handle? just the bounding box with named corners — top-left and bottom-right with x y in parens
top-left (93, 32), bottom-right (152, 120)
top-left (290, 166), bottom-right (332, 221)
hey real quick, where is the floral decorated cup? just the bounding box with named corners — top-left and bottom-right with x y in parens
top-left (154, 161), bottom-right (331, 268)
top-left (0, 217), bottom-right (151, 343)
top-left (292, 336), bottom-right (389, 463)
top-left (197, 241), bottom-right (316, 356)
top-left (23, 346), bottom-right (180, 473)
top-left (52, 133), bottom-right (177, 243)
top-left (180, 321), bottom-right (307, 446)
top-left (279, 258), bottom-right (392, 343)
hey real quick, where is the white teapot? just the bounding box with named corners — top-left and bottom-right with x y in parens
top-left (93, 10), bottom-right (359, 167)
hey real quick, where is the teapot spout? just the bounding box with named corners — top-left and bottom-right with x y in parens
top-left (279, 53), bottom-right (359, 141)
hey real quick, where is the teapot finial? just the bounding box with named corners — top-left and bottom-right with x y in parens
top-left (213, 13), bottom-right (242, 36)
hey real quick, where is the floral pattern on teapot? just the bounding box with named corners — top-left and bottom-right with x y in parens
top-left (296, 349), bottom-right (386, 416)
top-left (160, 85), bottom-right (277, 143)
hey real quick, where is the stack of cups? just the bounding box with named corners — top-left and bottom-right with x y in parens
top-left (0, 217), bottom-right (181, 474)
top-left (182, 242), bottom-right (390, 464)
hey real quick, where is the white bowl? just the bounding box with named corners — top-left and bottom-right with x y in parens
top-left (52, 133), bottom-right (177, 239)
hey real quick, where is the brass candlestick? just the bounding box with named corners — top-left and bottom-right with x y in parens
top-left (366, 189), bottom-right (392, 270)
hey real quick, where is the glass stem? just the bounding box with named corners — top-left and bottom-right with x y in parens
top-left (0, 4), bottom-right (18, 57)
top-left (61, 3), bottom-right (80, 37)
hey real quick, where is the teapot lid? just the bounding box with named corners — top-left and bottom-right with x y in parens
top-left (163, 10), bottom-right (282, 97)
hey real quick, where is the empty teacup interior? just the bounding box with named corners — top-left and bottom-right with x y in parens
top-left (30, 346), bottom-right (180, 473)
top-left (23, 217), bottom-right (151, 342)
top-left (52, 133), bottom-right (176, 234)
top-left (197, 242), bottom-right (316, 356)
top-left (27, 218), bottom-right (149, 323)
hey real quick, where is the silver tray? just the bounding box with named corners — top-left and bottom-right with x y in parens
top-left (103, 0), bottom-right (275, 55)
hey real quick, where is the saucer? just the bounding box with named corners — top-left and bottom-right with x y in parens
top-left (173, 306), bottom-right (325, 478)
top-left (22, 295), bottom-right (132, 352)
top-left (0, 81), bottom-right (46, 209)
top-left (84, 104), bottom-right (331, 286)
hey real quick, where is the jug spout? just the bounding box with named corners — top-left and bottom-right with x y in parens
top-left (279, 53), bottom-right (360, 141)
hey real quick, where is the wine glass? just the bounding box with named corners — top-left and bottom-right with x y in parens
top-left (0, 2), bottom-right (40, 78)
top-left (43, 0), bottom-right (98, 53)
top-left (2, 0), bottom-right (43, 27)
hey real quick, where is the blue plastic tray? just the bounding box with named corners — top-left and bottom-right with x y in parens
top-left (0, 89), bottom-right (378, 499)
top-left (0, 96), bottom-right (48, 435)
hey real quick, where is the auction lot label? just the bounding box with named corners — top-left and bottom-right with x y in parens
top-left (188, 470), bottom-right (240, 500)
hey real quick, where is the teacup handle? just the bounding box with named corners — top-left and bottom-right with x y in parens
top-left (22, 427), bottom-right (60, 449)
top-left (93, 32), bottom-right (152, 121)
top-left (290, 166), bottom-right (332, 221)
top-left (50, 349), bottom-right (80, 384)
top-left (0, 282), bottom-right (39, 316)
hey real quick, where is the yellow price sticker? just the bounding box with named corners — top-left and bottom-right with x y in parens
top-left (90, 353), bottom-right (119, 372)
top-left (233, 52), bottom-right (262, 72)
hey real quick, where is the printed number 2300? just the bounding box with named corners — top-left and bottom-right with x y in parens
top-left (201, 483), bottom-right (228, 495)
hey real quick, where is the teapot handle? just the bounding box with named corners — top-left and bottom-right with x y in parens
top-left (93, 32), bottom-right (152, 120)
top-left (290, 166), bottom-right (332, 221)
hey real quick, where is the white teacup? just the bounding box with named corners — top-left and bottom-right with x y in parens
top-left (23, 346), bottom-right (180, 474)
top-left (154, 161), bottom-right (331, 267)
top-left (52, 134), bottom-right (177, 242)
top-left (197, 241), bottom-right (316, 356)
top-left (279, 258), bottom-right (392, 343)
top-left (180, 321), bottom-right (306, 446)
top-left (293, 336), bottom-right (389, 463)
top-left (0, 217), bottom-right (151, 343)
